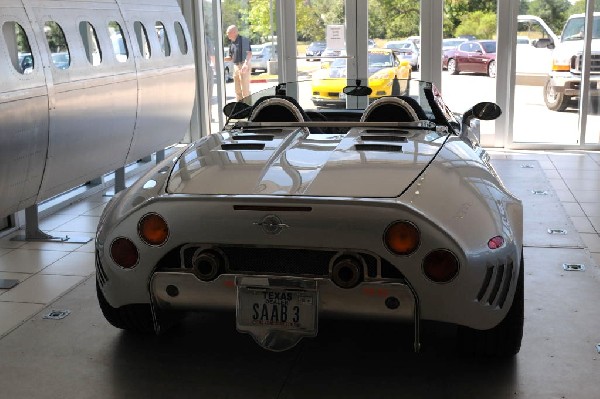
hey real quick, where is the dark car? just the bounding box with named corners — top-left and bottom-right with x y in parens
top-left (306, 41), bottom-right (326, 61)
top-left (443, 40), bottom-right (497, 78)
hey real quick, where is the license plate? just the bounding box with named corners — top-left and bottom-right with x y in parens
top-left (339, 92), bottom-right (347, 100)
top-left (237, 285), bottom-right (317, 333)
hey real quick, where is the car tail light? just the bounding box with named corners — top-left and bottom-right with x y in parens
top-left (422, 249), bottom-right (459, 283)
top-left (110, 237), bottom-right (139, 269)
top-left (138, 213), bottom-right (169, 246)
top-left (487, 236), bottom-right (504, 249)
top-left (384, 221), bottom-right (420, 255)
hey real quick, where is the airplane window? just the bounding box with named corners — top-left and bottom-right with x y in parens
top-left (3, 21), bottom-right (34, 74)
top-left (44, 21), bottom-right (70, 70)
top-left (108, 21), bottom-right (129, 62)
top-left (155, 22), bottom-right (171, 56)
top-left (134, 21), bottom-right (151, 59)
top-left (174, 21), bottom-right (188, 55)
top-left (79, 21), bottom-right (102, 66)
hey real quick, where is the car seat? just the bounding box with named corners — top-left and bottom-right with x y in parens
top-left (360, 96), bottom-right (421, 122)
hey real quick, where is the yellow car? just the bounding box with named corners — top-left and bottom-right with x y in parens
top-left (311, 48), bottom-right (411, 107)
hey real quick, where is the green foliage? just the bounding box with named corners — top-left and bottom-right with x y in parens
top-left (527, 0), bottom-right (571, 33)
top-left (368, 0), bottom-right (420, 39)
top-left (569, 0), bottom-right (600, 14)
top-left (455, 11), bottom-right (497, 39)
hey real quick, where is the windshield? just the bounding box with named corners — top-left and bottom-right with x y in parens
top-left (223, 79), bottom-right (453, 129)
top-left (562, 16), bottom-right (600, 41)
top-left (481, 41), bottom-right (496, 53)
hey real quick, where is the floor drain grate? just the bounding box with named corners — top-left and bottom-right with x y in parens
top-left (521, 164), bottom-right (535, 168)
top-left (563, 264), bottom-right (585, 272)
top-left (43, 310), bottom-right (71, 320)
top-left (548, 228), bottom-right (567, 235)
top-left (532, 190), bottom-right (548, 195)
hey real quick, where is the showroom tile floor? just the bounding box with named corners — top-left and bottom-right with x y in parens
top-left (0, 149), bottom-right (598, 339)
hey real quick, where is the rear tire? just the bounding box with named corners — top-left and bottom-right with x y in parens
top-left (457, 254), bottom-right (524, 357)
top-left (96, 280), bottom-right (155, 334)
top-left (544, 79), bottom-right (570, 111)
top-left (447, 58), bottom-right (458, 75)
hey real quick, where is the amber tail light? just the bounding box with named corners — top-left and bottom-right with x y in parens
top-left (422, 249), bottom-right (459, 283)
top-left (110, 237), bottom-right (139, 269)
top-left (384, 221), bottom-right (420, 255)
top-left (138, 213), bottom-right (169, 246)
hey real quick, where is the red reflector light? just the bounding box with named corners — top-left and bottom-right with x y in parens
top-left (110, 237), bottom-right (139, 269)
top-left (422, 249), bottom-right (459, 283)
top-left (488, 236), bottom-right (504, 249)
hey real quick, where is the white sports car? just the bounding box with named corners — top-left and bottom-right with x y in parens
top-left (95, 79), bottom-right (523, 356)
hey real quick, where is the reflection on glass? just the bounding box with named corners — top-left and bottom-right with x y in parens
top-left (79, 21), bottom-right (102, 66)
top-left (134, 21), bottom-right (151, 59)
top-left (174, 21), bottom-right (188, 55)
top-left (108, 21), bottom-right (128, 62)
top-left (155, 22), bottom-right (171, 56)
top-left (3, 21), bottom-right (34, 74)
top-left (44, 21), bottom-right (70, 69)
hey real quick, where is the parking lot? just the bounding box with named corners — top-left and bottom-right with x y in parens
top-left (214, 58), bottom-right (600, 147)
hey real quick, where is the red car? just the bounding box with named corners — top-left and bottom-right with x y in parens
top-left (443, 40), bottom-right (497, 78)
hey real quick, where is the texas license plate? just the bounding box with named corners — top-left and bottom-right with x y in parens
top-left (236, 285), bottom-right (317, 333)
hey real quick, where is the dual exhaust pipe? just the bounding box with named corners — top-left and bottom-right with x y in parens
top-left (191, 248), bottom-right (363, 289)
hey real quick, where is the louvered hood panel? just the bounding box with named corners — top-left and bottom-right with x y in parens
top-left (167, 128), bottom-right (445, 198)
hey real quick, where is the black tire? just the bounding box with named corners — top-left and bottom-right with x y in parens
top-left (447, 58), bottom-right (458, 75)
top-left (487, 60), bottom-right (497, 78)
top-left (457, 254), bottom-right (524, 357)
top-left (96, 280), bottom-right (155, 334)
top-left (544, 79), bottom-right (570, 111)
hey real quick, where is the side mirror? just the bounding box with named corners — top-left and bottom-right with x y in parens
top-left (462, 102), bottom-right (502, 125)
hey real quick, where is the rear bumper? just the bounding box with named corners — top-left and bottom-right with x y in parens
top-left (151, 272), bottom-right (416, 321)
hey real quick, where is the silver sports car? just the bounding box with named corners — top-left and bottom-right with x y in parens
top-left (95, 79), bottom-right (523, 356)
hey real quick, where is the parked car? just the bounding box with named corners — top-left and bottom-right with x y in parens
top-left (96, 76), bottom-right (523, 357)
top-left (220, 47), bottom-right (233, 82)
top-left (384, 40), bottom-right (419, 70)
top-left (442, 38), bottom-right (467, 52)
top-left (320, 47), bottom-right (345, 62)
top-left (311, 48), bottom-right (411, 106)
top-left (251, 42), bottom-right (277, 73)
top-left (306, 41), bottom-right (326, 61)
top-left (368, 38), bottom-right (376, 48)
top-left (443, 40), bottom-right (497, 78)
top-left (543, 12), bottom-right (600, 111)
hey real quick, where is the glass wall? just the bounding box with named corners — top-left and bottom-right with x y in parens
top-left (441, 1), bottom-right (498, 141)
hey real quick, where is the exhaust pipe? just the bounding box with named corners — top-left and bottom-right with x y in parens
top-left (191, 250), bottom-right (224, 281)
top-left (331, 256), bottom-right (362, 289)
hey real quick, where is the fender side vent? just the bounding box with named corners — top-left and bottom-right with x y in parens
top-left (232, 134), bottom-right (274, 141)
top-left (360, 135), bottom-right (407, 142)
top-left (95, 250), bottom-right (109, 286)
top-left (221, 143), bottom-right (265, 150)
top-left (355, 144), bottom-right (403, 152)
top-left (496, 261), bottom-right (514, 308)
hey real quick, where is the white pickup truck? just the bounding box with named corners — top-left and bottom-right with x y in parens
top-left (543, 13), bottom-right (600, 111)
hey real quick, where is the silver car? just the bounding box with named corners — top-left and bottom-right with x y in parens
top-left (385, 40), bottom-right (420, 70)
top-left (251, 43), bottom-right (277, 73)
top-left (96, 78), bottom-right (523, 356)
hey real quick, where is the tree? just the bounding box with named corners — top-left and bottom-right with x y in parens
top-left (570, 0), bottom-right (600, 14)
top-left (368, 0), bottom-right (420, 39)
top-left (455, 11), bottom-right (497, 39)
top-left (527, 0), bottom-right (571, 33)
top-left (444, 0), bottom-right (496, 38)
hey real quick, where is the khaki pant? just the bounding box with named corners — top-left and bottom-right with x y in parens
top-left (233, 63), bottom-right (251, 100)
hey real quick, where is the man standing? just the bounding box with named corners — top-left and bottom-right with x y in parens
top-left (225, 25), bottom-right (252, 101)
